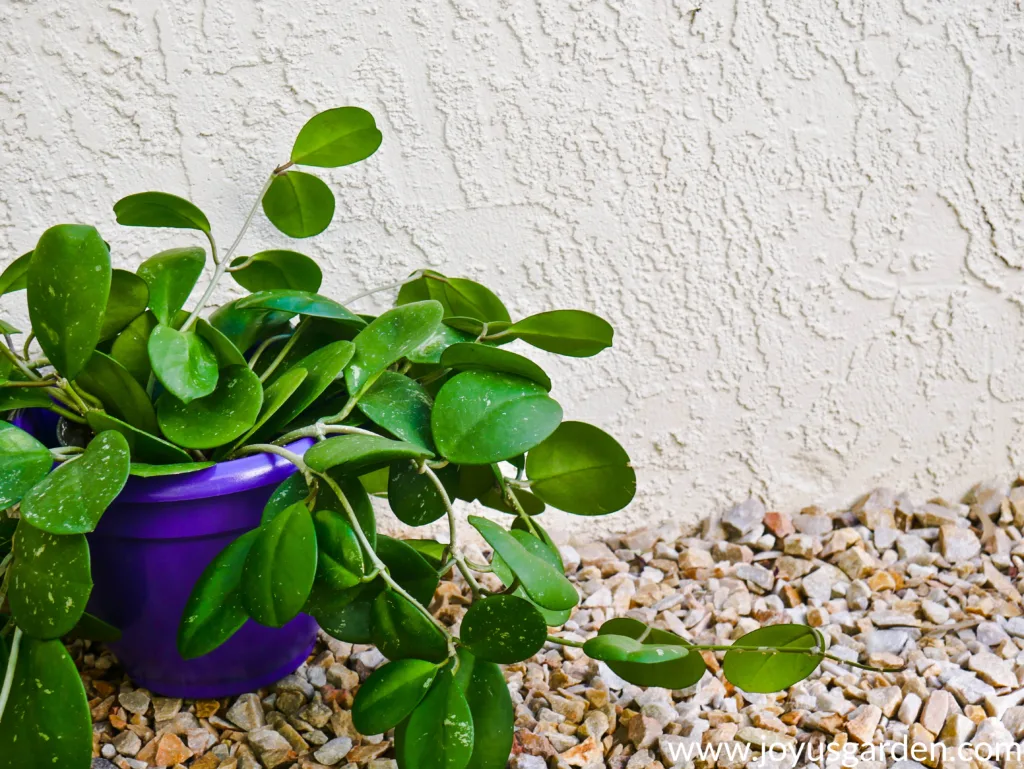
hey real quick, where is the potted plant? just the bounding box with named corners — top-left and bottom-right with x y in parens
top-left (0, 107), bottom-right (894, 769)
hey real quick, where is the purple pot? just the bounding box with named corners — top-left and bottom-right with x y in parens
top-left (12, 409), bottom-right (319, 698)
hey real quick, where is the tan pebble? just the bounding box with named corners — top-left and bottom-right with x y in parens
top-left (155, 733), bottom-right (194, 766)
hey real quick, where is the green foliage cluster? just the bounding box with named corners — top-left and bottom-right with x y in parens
top-left (0, 107), bottom-right (882, 769)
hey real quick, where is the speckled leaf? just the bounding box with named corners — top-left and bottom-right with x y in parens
top-left (0, 636), bottom-right (92, 769)
top-left (304, 434), bottom-right (433, 476)
top-left (441, 343), bottom-right (550, 390)
top-left (129, 461), bottom-right (215, 477)
top-left (208, 298), bottom-right (293, 354)
top-left (583, 634), bottom-right (690, 664)
top-left (265, 469), bottom-right (376, 550)
top-left (179, 529), bottom-right (258, 659)
top-left (27, 224), bottom-right (111, 379)
top-left (136, 246), bottom-right (206, 326)
top-left (507, 310), bottom-right (613, 357)
top-left (236, 290), bottom-right (362, 326)
top-left (477, 484), bottom-right (546, 516)
top-left (262, 171), bottom-right (335, 238)
top-left (157, 365), bottom-right (263, 449)
top-left (371, 590), bottom-right (448, 663)
top-left (490, 529), bottom-right (569, 626)
top-left (407, 324), bottom-right (475, 365)
top-left (195, 318), bottom-right (247, 367)
top-left (100, 269), bottom-right (149, 341)
top-left (454, 648), bottom-right (514, 769)
top-left (376, 535), bottom-right (439, 606)
top-left (110, 311), bottom-right (160, 384)
top-left (346, 301), bottom-right (444, 397)
top-left (0, 420), bottom-right (52, 509)
top-left (395, 671), bottom-right (474, 769)
top-left (723, 624), bottom-right (824, 693)
top-left (230, 249), bottom-right (323, 293)
top-left (444, 317), bottom-right (512, 340)
top-left (432, 372), bottom-right (562, 465)
top-left (460, 595), bottom-right (547, 664)
top-left (312, 581), bottom-right (377, 644)
top-left (86, 412), bottom-right (192, 465)
top-left (0, 251), bottom-right (32, 295)
top-left (225, 366), bottom-right (307, 452)
top-left (243, 500), bottom-right (317, 627)
top-left (526, 421), bottom-right (635, 515)
top-left (387, 460), bottom-right (457, 527)
top-left (313, 509), bottom-right (364, 590)
top-left (9, 521), bottom-right (92, 638)
top-left (398, 272), bottom-right (509, 323)
top-left (469, 516), bottom-right (577, 612)
top-left (596, 618), bottom-right (707, 689)
top-left (20, 430), bottom-right (130, 534)
top-left (0, 388), bottom-right (54, 412)
top-left (291, 107), bottom-right (383, 168)
top-left (76, 351), bottom-right (159, 434)
top-left (113, 191), bottom-right (211, 233)
top-left (148, 324), bottom-right (219, 403)
top-left (353, 658), bottom-right (439, 736)
top-left (359, 372), bottom-right (434, 449)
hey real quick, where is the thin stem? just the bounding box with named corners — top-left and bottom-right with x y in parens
top-left (247, 333), bottom-right (292, 371)
top-left (205, 231), bottom-right (220, 266)
top-left (273, 422), bottom-right (379, 447)
top-left (45, 403), bottom-right (87, 424)
top-left (493, 467), bottom-right (539, 536)
top-left (232, 444), bottom-right (313, 482)
top-left (21, 332), bottom-right (34, 360)
top-left (182, 173), bottom-right (275, 331)
top-left (259, 319), bottom-right (307, 383)
top-left (71, 382), bottom-right (104, 410)
top-left (58, 380), bottom-right (91, 414)
top-left (547, 634), bottom-right (584, 648)
top-left (0, 341), bottom-right (40, 382)
top-left (0, 379), bottom-right (55, 388)
top-left (50, 447), bottom-right (84, 462)
top-left (341, 270), bottom-right (424, 306)
top-left (420, 462), bottom-right (482, 597)
top-left (0, 627), bottom-right (22, 726)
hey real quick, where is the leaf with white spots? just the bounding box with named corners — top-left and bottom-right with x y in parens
top-left (453, 648), bottom-right (514, 769)
top-left (9, 520), bottom-right (93, 639)
top-left (352, 658), bottom-right (440, 736)
top-left (345, 301), bottom-right (444, 397)
top-left (157, 364), bottom-right (263, 449)
top-left (242, 500), bottom-right (317, 628)
top-left (136, 247), bottom-right (206, 327)
top-left (459, 594), bottom-right (547, 664)
top-left (0, 420), bottom-right (52, 510)
top-left (394, 670), bottom-right (475, 769)
top-left (20, 430), bottom-right (130, 535)
top-left (148, 324), bottom-right (219, 404)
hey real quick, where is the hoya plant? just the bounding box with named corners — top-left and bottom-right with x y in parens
top-left (0, 107), bottom-right (894, 769)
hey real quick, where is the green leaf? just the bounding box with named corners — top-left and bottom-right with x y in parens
top-left (100, 269), bottom-right (149, 341)
top-left (460, 594), bottom-right (547, 663)
top-left (291, 106), bottom-right (383, 168)
top-left (722, 624), bottom-right (824, 693)
top-left (230, 249), bottom-right (323, 293)
top-left (76, 351), bottom-right (159, 433)
top-left (596, 618), bottom-right (707, 689)
top-left (0, 420), bottom-right (52, 508)
top-left (0, 251), bottom-right (32, 296)
top-left (376, 535), bottom-right (439, 605)
top-left (387, 461), bottom-right (457, 527)
top-left (225, 366), bottom-right (307, 452)
top-left (68, 612), bottom-right (122, 643)
top-left (148, 324), bottom-right (219, 404)
top-left (489, 528), bottom-right (569, 626)
top-left (262, 170), bottom-right (335, 238)
top-left (346, 301), bottom-right (444, 396)
top-left (469, 516), bottom-right (577, 611)
top-left (178, 529), bottom-right (258, 659)
top-left (265, 470), bottom-right (376, 550)
top-left (9, 521), bottom-right (92, 638)
top-left (398, 272), bottom-right (509, 323)
top-left (136, 246), bottom-right (207, 326)
top-left (477, 484), bottom-right (546, 517)
top-left (110, 311), bottom-right (160, 384)
top-left (526, 421), bottom-right (635, 515)
top-left (371, 590), bottom-right (449, 662)
top-left (20, 431), bottom-right (130, 534)
top-left (194, 318), bottom-right (247, 367)
top-left (209, 298), bottom-right (293, 354)
top-left (304, 434), bottom-right (433, 476)
top-left (359, 372), bottom-right (434, 449)
top-left (243, 500), bottom-right (317, 627)
top-left (511, 517), bottom-right (561, 569)
top-left (236, 290), bottom-right (362, 327)
top-left (404, 538), bottom-right (448, 570)
top-left (312, 581), bottom-right (376, 643)
top-left (0, 636), bottom-right (92, 769)
top-left (444, 317), bottom-right (512, 340)
top-left (157, 364), bottom-right (263, 449)
top-left (130, 460), bottom-right (215, 477)
top-left (432, 372), bottom-right (562, 465)
top-left (407, 324), bottom-right (475, 365)
top-left (27, 224), bottom-right (111, 379)
top-left (395, 671), bottom-right (474, 769)
top-left (0, 388), bottom-right (54, 413)
top-left (441, 343), bottom-right (550, 390)
top-left (86, 412), bottom-right (192, 465)
top-left (454, 648), bottom-right (514, 769)
top-left (583, 634), bottom-right (690, 664)
top-left (313, 509), bottom-right (364, 590)
top-left (113, 191), bottom-right (211, 233)
top-left (0, 319), bottom-right (20, 336)
top-left (353, 658), bottom-right (439, 736)
top-left (508, 310), bottom-right (613, 357)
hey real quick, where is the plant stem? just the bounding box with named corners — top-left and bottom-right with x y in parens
top-left (547, 634), bottom-right (585, 648)
top-left (0, 341), bottom-right (40, 382)
top-left (232, 444), bottom-right (313, 482)
top-left (341, 270), bottom-right (424, 306)
top-left (420, 463), bottom-right (483, 597)
top-left (0, 627), bottom-right (22, 726)
top-left (21, 332), bottom-right (34, 360)
top-left (247, 333), bottom-right (292, 371)
top-left (272, 422), bottom-right (379, 448)
top-left (205, 231), bottom-right (220, 266)
top-left (493, 467), bottom-right (539, 536)
top-left (259, 318), bottom-right (308, 383)
top-left (182, 173), bottom-right (275, 331)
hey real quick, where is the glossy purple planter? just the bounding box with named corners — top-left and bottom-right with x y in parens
top-left (13, 409), bottom-right (318, 698)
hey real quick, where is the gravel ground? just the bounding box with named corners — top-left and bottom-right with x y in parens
top-left (81, 481), bottom-right (1024, 769)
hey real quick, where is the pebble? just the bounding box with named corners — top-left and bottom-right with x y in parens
top-left (314, 737), bottom-right (353, 766)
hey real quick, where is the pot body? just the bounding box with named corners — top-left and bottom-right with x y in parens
top-left (13, 409), bottom-right (319, 698)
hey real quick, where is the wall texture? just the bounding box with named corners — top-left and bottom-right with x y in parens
top-left (2, 0), bottom-right (1024, 536)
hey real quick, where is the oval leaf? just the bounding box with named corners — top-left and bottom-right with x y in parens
top-left (433, 372), bottom-right (562, 465)
top-left (387, 461), bottom-right (457, 527)
top-left (194, 318), bottom-right (247, 367)
top-left (313, 509), bottom-right (364, 590)
top-left (110, 311), bottom-right (159, 384)
top-left (157, 364), bottom-right (263, 449)
top-left (100, 269), bottom-right (149, 341)
top-left (209, 298), bottom-right (293, 353)
top-left (0, 420), bottom-right (53, 509)
top-left (596, 617), bottom-right (708, 689)
top-left (441, 342), bottom-right (551, 390)
top-left (583, 634), bottom-right (690, 664)
top-left (86, 412), bottom-right (192, 465)
top-left (291, 106), bottom-right (383, 168)
top-left (0, 251), bottom-right (33, 296)
top-left (262, 170), bottom-right (335, 238)
top-left (395, 671), bottom-right (474, 769)
top-left (27, 224), bottom-right (111, 379)
top-left (9, 521), bottom-right (92, 638)
top-left (722, 624), bottom-right (824, 693)
top-left (359, 372), bottom-right (434, 449)
top-left (454, 648), bottom-right (514, 769)
top-left (76, 351), bottom-right (159, 433)
top-left (371, 589), bottom-right (449, 662)
top-left (148, 324), bottom-right (219, 403)
top-left (352, 658), bottom-right (439, 736)
top-left (178, 529), bottom-right (258, 659)
top-left (230, 249), bottom-right (323, 293)
top-left (243, 500), bottom-right (317, 627)
top-left (304, 434), bottom-right (433, 476)
top-left (460, 594), bottom-right (547, 664)
top-left (237, 289), bottom-right (362, 325)
top-left (113, 191), bottom-right (211, 233)
top-left (130, 460), bottom-right (215, 477)
top-left (526, 421), bottom-right (635, 515)
top-left (136, 246), bottom-right (206, 326)
top-left (224, 366), bottom-right (308, 452)
top-left (508, 310), bottom-right (613, 357)
top-left (346, 301), bottom-right (444, 396)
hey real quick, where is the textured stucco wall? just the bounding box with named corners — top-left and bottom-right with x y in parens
top-left (2, 0), bottom-right (1024, 536)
